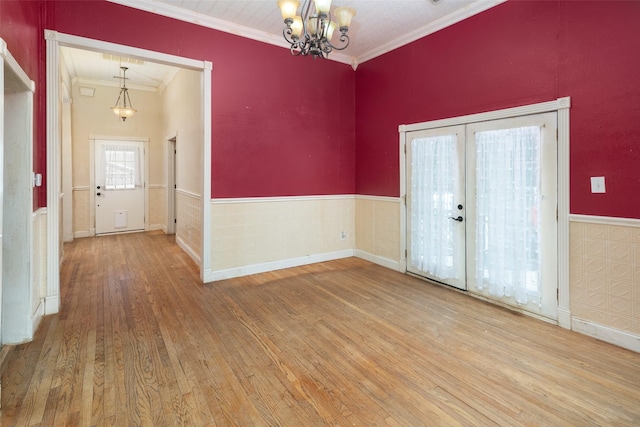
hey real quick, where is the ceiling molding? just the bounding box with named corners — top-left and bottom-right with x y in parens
top-left (72, 76), bottom-right (158, 92)
top-left (106, 0), bottom-right (357, 67)
top-left (106, 0), bottom-right (505, 68)
top-left (355, 0), bottom-right (507, 64)
top-left (158, 67), bottom-right (181, 92)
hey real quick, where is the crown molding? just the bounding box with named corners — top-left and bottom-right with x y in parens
top-left (72, 76), bottom-right (158, 92)
top-left (355, 0), bottom-right (507, 64)
top-left (106, 0), bottom-right (357, 67)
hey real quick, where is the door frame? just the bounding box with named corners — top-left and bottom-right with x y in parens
top-left (399, 97), bottom-right (571, 328)
top-left (46, 30), bottom-right (213, 316)
top-left (90, 136), bottom-right (149, 235)
top-left (166, 135), bottom-right (177, 235)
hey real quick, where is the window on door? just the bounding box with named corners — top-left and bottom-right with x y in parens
top-left (102, 145), bottom-right (141, 190)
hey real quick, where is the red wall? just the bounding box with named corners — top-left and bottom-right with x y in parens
top-left (355, 0), bottom-right (640, 219)
top-left (5, 0), bottom-right (640, 217)
top-left (0, 0), bottom-right (46, 208)
top-left (45, 0), bottom-right (355, 198)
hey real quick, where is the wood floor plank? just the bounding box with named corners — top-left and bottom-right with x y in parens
top-left (2, 232), bottom-right (640, 426)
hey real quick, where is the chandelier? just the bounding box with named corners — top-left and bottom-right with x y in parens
top-left (277, 0), bottom-right (356, 59)
top-left (111, 66), bottom-right (137, 121)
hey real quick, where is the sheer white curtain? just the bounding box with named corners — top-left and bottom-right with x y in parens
top-left (410, 135), bottom-right (459, 280)
top-left (100, 144), bottom-right (142, 190)
top-left (474, 126), bottom-right (541, 304)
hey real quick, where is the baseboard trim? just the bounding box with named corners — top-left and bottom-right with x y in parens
top-left (74, 230), bottom-right (91, 239)
top-left (572, 317), bottom-right (640, 353)
top-left (31, 299), bottom-right (45, 338)
top-left (208, 249), bottom-right (355, 282)
top-left (149, 224), bottom-right (164, 231)
top-left (354, 249), bottom-right (403, 272)
top-left (45, 295), bottom-right (59, 315)
top-left (176, 235), bottom-right (201, 266)
top-left (557, 307), bottom-right (571, 330)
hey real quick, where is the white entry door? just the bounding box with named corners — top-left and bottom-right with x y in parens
top-left (406, 112), bottom-right (558, 319)
top-left (94, 140), bottom-right (145, 235)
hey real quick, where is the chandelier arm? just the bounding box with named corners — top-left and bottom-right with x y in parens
top-left (290, 45), bottom-right (305, 56)
top-left (113, 90), bottom-right (124, 108)
top-left (325, 33), bottom-right (350, 51)
top-left (283, 27), bottom-right (298, 45)
top-left (124, 89), bottom-right (134, 109)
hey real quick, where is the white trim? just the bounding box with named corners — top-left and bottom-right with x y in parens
top-left (176, 234), bottom-right (201, 266)
top-left (176, 188), bottom-right (202, 199)
top-left (399, 97), bottom-right (571, 328)
top-left (46, 34), bottom-right (61, 316)
top-left (201, 61), bottom-right (212, 283)
top-left (357, 0), bottom-right (507, 64)
top-left (89, 135), bottom-right (149, 142)
top-left (73, 77), bottom-right (158, 92)
top-left (399, 97), bottom-right (571, 133)
top-left (0, 39), bottom-right (36, 91)
top-left (166, 135), bottom-right (176, 235)
top-left (211, 194), bottom-right (355, 204)
top-left (74, 231), bottom-right (92, 239)
top-left (572, 318), bottom-right (640, 353)
top-left (354, 195), bottom-right (400, 203)
top-left (207, 250), bottom-right (355, 282)
top-left (73, 186), bottom-right (91, 191)
top-left (45, 30), bottom-right (204, 70)
top-left (557, 98), bottom-right (571, 329)
top-left (149, 224), bottom-right (165, 231)
top-left (105, 0), bottom-right (355, 67)
top-left (30, 299), bottom-right (44, 342)
top-left (354, 250), bottom-right (403, 272)
top-left (399, 129), bottom-right (408, 268)
top-left (569, 214), bottom-right (640, 228)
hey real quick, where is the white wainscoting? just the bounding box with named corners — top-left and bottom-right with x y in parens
top-left (355, 195), bottom-right (403, 272)
top-left (31, 208), bottom-right (47, 338)
top-left (569, 214), bottom-right (640, 352)
top-left (176, 189), bottom-right (202, 265)
top-left (148, 184), bottom-right (166, 232)
top-left (72, 186), bottom-right (92, 238)
top-left (208, 195), bottom-right (355, 281)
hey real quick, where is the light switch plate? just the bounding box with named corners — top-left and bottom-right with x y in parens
top-left (591, 176), bottom-right (606, 193)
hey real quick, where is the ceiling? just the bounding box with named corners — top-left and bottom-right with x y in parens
top-left (63, 0), bottom-right (504, 90)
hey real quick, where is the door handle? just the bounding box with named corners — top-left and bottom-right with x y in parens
top-left (449, 216), bottom-right (463, 222)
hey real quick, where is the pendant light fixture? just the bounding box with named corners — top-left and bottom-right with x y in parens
top-left (278, 0), bottom-right (356, 59)
top-left (111, 66), bottom-right (137, 121)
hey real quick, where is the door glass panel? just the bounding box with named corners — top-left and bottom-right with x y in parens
top-left (102, 145), bottom-right (140, 190)
top-left (474, 126), bottom-right (541, 304)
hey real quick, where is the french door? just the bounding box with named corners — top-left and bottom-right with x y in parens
top-left (406, 112), bottom-right (558, 319)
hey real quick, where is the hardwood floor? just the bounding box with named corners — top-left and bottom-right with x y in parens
top-left (2, 232), bottom-right (640, 426)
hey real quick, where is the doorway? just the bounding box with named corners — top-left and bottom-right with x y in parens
top-left (46, 30), bottom-right (213, 312)
top-left (166, 136), bottom-right (176, 235)
top-left (405, 110), bottom-right (559, 320)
